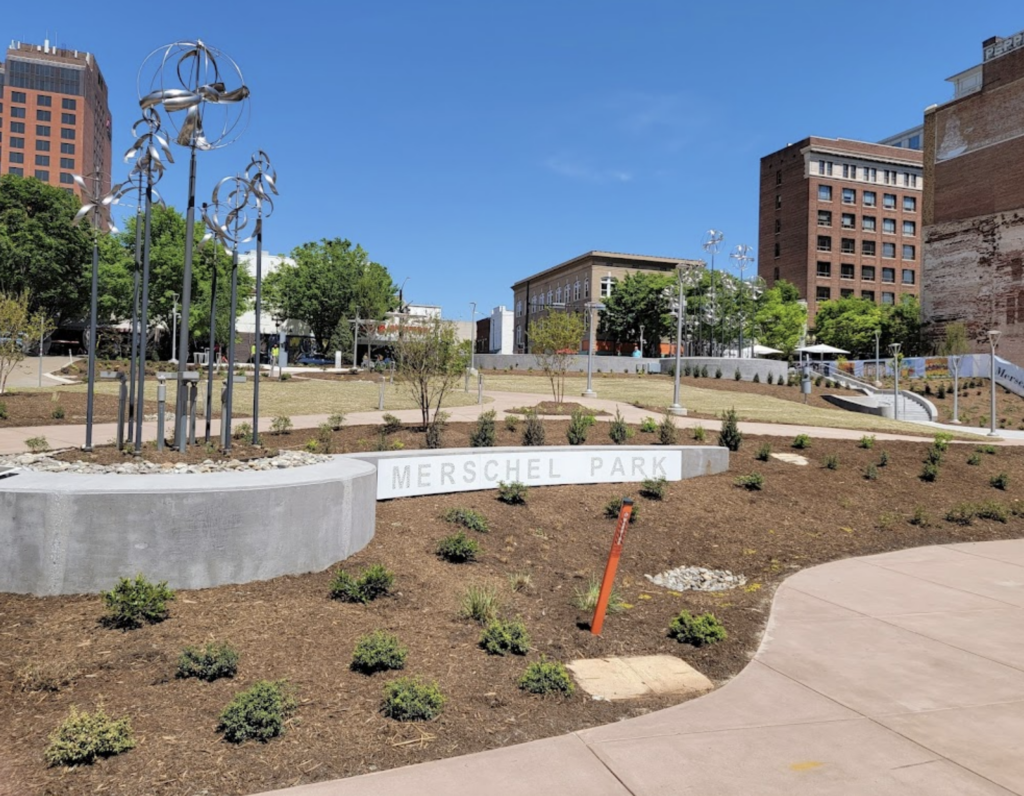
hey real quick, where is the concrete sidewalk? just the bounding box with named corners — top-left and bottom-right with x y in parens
top-left (255, 540), bottom-right (1024, 796)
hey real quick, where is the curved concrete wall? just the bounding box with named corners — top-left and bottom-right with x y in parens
top-left (0, 458), bottom-right (377, 596)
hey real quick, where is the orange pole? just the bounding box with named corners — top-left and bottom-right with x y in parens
top-left (591, 498), bottom-right (633, 635)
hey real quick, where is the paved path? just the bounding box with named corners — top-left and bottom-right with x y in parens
top-left (255, 540), bottom-right (1024, 795)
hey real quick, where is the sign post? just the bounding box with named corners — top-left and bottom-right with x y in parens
top-left (591, 498), bottom-right (633, 635)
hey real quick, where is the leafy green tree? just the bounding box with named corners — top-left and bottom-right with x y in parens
top-left (393, 317), bottom-right (469, 426)
top-left (0, 291), bottom-right (53, 393)
top-left (528, 310), bottom-right (586, 403)
top-left (0, 174), bottom-right (91, 326)
top-left (263, 238), bottom-right (397, 353)
top-left (752, 280), bottom-right (806, 358)
top-left (812, 296), bottom-right (881, 358)
top-left (881, 295), bottom-right (923, 356)
top-left (600, 271), bottom-right (674, 356)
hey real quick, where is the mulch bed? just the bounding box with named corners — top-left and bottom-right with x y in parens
top-left (3, 424), bottom-right (1024, 795)
top-left (0, 391), bottom-right (159, 429)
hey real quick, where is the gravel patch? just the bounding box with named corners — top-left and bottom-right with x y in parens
top-left (645, 565), bottom-right (747, 592)
top-left (0, 450), bottom-right (331, 475)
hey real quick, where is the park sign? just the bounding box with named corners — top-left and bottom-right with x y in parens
top-left (348, 446), bottom-right (729, 500)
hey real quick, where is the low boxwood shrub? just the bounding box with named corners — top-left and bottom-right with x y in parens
top-left (218, 680), bottom-right (296, 743)
top-left (177, 642), bottom-right (239, 682)
top-left (381, 676), bottom-right (446, 721)
top-left (480, 617), bottom-right (530, 656)
top-left (381, 413), bottom-right (403, 434)
top-left (519, 659), bottom-right (575, 696)
top-left (45, 706), bottom-right (135, 767)
top-left (692, 424), bottom-right (706, 442)
top-left (639, 416), bottom-right (657, 433)
top-left (351, 630), bottom-right (408, 673)
top-left (755, 442), bottom-right (772, 462)
top-left (792, 433), bottom-right (811, 449)
top-left (734, 473), bottom-right (764, 491)
top-left (270, 415), bottom-right (293, 435)
top-left (604, 497), bottom-right (639, 522)
top-left (668, 610), bottom-right (727, 647)
top-left (101, 574), bottom-right (175, 630)
top-left (640, 477), bottom-right (667, 500)
top-left (859, 435), bottom-right (875, 449)
top-left (443, 507), bottom-right (489, 533)
top-left (329, 563), bottom-right (395, 603)
top-left (920, 462), bottom-right (939, 482)
top-left (497, 480), bottom-right (527, 505)
top-left (436, 531), bottom-right (479, 563)
top-left (991, 472), bottom-right (1010, 490)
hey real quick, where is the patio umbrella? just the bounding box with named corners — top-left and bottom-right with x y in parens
top-left (752, 344), bottom-right (783, 356)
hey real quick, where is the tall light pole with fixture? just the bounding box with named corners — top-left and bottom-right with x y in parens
top-left (669, 265), bottom-right (687, 415)
top-left (987, 330), bottom-right (1001, 436)
top-left (730, 244), bottom-right (753, 357)
top-left (874, 328), bottom-right (881, 387)
top-left (701, 230), bottom-right (724, 356)
top-left (888, 342), bottom-right (901, 421)
top-left (170, 292), bottom-right (180, 364)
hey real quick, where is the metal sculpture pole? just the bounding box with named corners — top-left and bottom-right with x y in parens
top-left (730, 244), bottom-right (754, 358)
top-left (126, 172), bottom-right (144, 443)
top-left (202, 220), bottom-right (218, 442)
top-left (139, 40), bottom-right (250, 451)
top-left (702, 230), bottom-right (724, 357)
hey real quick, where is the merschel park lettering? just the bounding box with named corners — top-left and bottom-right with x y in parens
top-left (391, 454), bottom-right (667, 492)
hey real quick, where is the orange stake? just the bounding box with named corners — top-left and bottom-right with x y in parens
top-left (591, 498), bottom-right (633, 635)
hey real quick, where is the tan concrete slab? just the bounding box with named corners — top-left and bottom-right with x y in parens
top-left (588, 718), bottom-right (1012, 796)
top-left (786, 560), bottom-right (1012, 617)
top-left (766, 586), bottom-right (863, 625)
top-left (249, 733), bottom-right (631, 796)
top-left (868, 554), bottom-right (1024, 608)
top-left (883, 607), bottom-right (1024, 673)
top-left (770, 452), bottom-right (809, 465)
top-left (952, 540), bottom-right (1024, 567)
top-left (879, 701), bottom-right (1024, 795)
top-left (759, 615), bottom-right (1024, 717)
top-left (862, 544), bottom-right (975, 567)
top-left (567, 655), bottom-right (712, 701)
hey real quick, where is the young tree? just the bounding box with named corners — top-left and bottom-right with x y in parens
top-left (393, 317), bottom-right (469, 426)
top-left (0, 291), bottom-right (53, 394)
top-left (812, 296), bottom-right (882, 358)
top-left (752, 281), bottom-right (806, 358)
top-left (528, 311), bottom-right (586, 403)
top-left (599, 272), bottom-right (674, 356)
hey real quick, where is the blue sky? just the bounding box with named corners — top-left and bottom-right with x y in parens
top-left (4, 1), bottom-right (1023, 320)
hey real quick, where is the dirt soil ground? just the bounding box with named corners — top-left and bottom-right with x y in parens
top-left (3, 422), bottom-right (1024, 795)
top-left (0, 391), bottom-right (159, 429)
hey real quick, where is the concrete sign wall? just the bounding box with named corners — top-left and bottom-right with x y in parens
top-left (349, 445), bottom-right (728, 500)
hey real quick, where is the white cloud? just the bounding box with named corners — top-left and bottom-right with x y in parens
top-left (544, 155), bottom-right (633, 184)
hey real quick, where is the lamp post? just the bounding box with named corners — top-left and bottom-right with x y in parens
top-left (170, 292), bottom-right (180, 363)
top-left (987, 330), bottom-right (1001, 436)
top-left (701, 229), bottom-right (724, 356)
top-left (582, 302), bottom-right (605, 398)
top-left (669, 264), bottom-right (686, 415)
top-left (888, 342), bottom-right (901, 421)
top-left (874, 329), bottom-right (881, 387)
top-left (730, 244), bottom-right (753, 357)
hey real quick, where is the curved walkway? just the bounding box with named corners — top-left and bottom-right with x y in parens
top-left (256, 540), bottom-right (1024, 795)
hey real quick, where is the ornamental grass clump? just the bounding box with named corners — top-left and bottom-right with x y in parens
top-left (329, 564), bottom-right (395, 603)
top-left (101, 574), bottom-right (175, 630)
top-left (480, 617), bottom-right (531, 656)
top-left (519, 659), bottom-right (575, 696)
top-left (573, 578), bottom-right (626, 614)
top-left (218, 680), bottom-right (296, 743)
top-left (351, 630), bottom-right (408, 674)
top-left (668, 610), bottom-right (727, 647)
top-left (176, 642), bottom-right (239, 682)
top-left (381, 677), bottom-right (446, 721)
top-left (45, 706), bottom-right (135, 767)
top-left (459, 583), bottom-right (502, 624)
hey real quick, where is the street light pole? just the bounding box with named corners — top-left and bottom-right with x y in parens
top-left (170, 292), bottom-right (179, 363)
top-left (470, 300), bottom-right (477, 375)
top-left (702, 230), bottom-right (724, 356)
top-left (874, 329), bottom-right (881, 387)
top-left (987, 330), bottom-right (1001, 437)
top-left (888, 342), bottom-right (901, 421)
top-left (669, 265), bottom-right (686, 415)
top-left (730, 244), bottom-right (753, 358)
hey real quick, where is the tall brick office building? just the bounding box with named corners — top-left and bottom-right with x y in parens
top-left (759, 137), bottom-right (923, 321)
top-left (923, 28), bottom-right (1024, 362)
top-left (0, 40), bottom-right (112, 211)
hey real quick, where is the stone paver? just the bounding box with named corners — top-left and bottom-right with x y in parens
top-left (567, 655), bottom-right (712, 701)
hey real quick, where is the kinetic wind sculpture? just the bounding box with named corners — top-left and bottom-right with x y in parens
top-left (138, 39), bottom-right (250, 451)
top-left (701, 229), bottom-right (725, 356)
top-left (730, 244), bottom-right (755, 358)
top-left (71, 171), bottom-right (120, 452)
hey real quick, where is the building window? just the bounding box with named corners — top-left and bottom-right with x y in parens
top-left (843, 164), bottom-right (857, 179)
top-left (841, 263), bottom-right (855, 280)
top-left (884, 170), bottom-right (896, 185)
top-left (866, 168), bottom-right (877, 183)
top-left (841, 213), bottom-right (855, 229)
top-left (862, 240), bottom-right (876, 256)
top-left (36, 140), bottom-right (50, 151)
top-left (862, 216), bottom-right (876, 231)
top-left (516, 326), bottom-right (522, 345)
top-left (9, 152), bottom-right (23, 164)
top-left (908, 134), bottom-right (921, 148)
top-left (600, 276), bottom-right (616, 298)
top-left (546, 289), bottom-right (553, 305)
top-left (841, 288), bottom-right (854, 298)
top-left (8, 167), bottom-right (24, 176)
top-left (774, 242), bottom-right (780, 257)
top-left (36, 110), bottom-right (51, 121)
top-left (816, 261), bottom-right (831, 277)
top-left (10, 107), bottom-right (26, 119)
top-left (34, 169), bottom-right (49, 181)
top-left (555, 287), bottom-right (561, 304)
top-left (903, 220), bottom-right (916, 236)
top-left (584, 279), bottom-right (589, 298)
top-left (842, 188), bottom-right (856, 204)
top-left (59, 172), bottom-right (74, 184)
top-left (37, 95), bottom-right (52, 107)
top-left (816, 235), bottom-right (831, 252)
top-left (862, 290), bottom-right (875, 301)
top-left (902, 244), bottom-right (915, 260)
top-left (62, 98), bottom-right (77, 110)
top-left (61, 113), bottom-right (76, 125)
top-left (841, 238), bottom-right (856, 254)
top-left (60, 129), bottom-right (76, 140)
top-left (515, 300), bottom-right (522, 317)
top-left (776, 170), bottom-right (782, 185)
top-left (11, 91), bottom-right (26, 103)
top-left (882, 218), bottom-right (896, 234)
top-left (35, 155), bottom-right (49, 166)
top-left (818, 185), bottom-right (832, 201)
top-left (902, 269), bottom-right (915, 285)
top-left (882, 242), bottom-right (896, 258)
top-left (882, 292), bottom-right (895, 305)
top-left (817, 210), bottom-right (832, 226)
top-left (36, 125), bottom-right (50, 137)
top-left (573, 281), bottom-right (580, 301)
top-left (775, 194), bottom-right (782, 209)
top-left (774, 219), bottom-right (781, 234)
top-left (903, 173), bottom-right (917, 188)
top-left (818, 160), bottom-right (833, 176)
top-left (903, 196), bottom-right (916, 212)
top-left (60, 142), bottom-right (75, 154)
top-left (816, 286), bottom-right (831, 301)
top-left (9, 122), bottom-right (25, 134)
top-left (864, 190), bottom-right (876, 206)
top-left (10, 137), bottom-right (24, 149)
top-left (883, 193), bottom-right (896, 209)
top-left (882, 267), bottom-right (896, 283)
top-left (773, 267), bottom-right (780, 280)
top-left (60, 157), bottom-right (74, 169)
top-left (862, 265), bottom-right (876, 281)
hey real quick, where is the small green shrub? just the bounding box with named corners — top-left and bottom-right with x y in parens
top-left (859, 435), bottom-right (875, 449)
top-left (381, 413), bottom-right (403, 434)
top-left (327, 412), bottom-right (345, 431)
top-left (330, 564), bottom-right (395, 603)
top-left (508, 571), bottom-right (532, 592)
top-left (566, 407), bottom-right (594, 445)
top-left (792, 433), bottom-right (811, 449)
top-left (639, 416), bottom-right (657, 433)
top-left (967, 452), bottom-right (982, 466)
top-left (692, 424), bottom-right (706, 442)
top-left (279, 372), bottom-right (292, 381)
top-left (101, 575), bottom-right (175, 629)
top-left (937, 384), bottom-right (946, 399)
top-left (497, 480), bottom-right (528, 505)
top-left (933, 431), bottom-right (954, 452)
top-left (51, 405), bottom-right (66, 420)
top-left (976, 500), bottom-right (1009, 522)
top-left (608, 409), bottom-right (630, 444)
top-left (218, 680), bottom-right (296, 743)
top-left (443, 507), bottom-right (489, 533)
top-left (436, 531), bottom-right (479, 562)
top-left (0, 401), bottom-right (7, 419)
top-left (504, 415), bottom-right (519, 433)
top-left (909, 506), bottom-right (930, 526)
top-left (700, 365), bottom-right (709, 377)
top-left (573, 577), bottom-right (626, 613)
top-left (921, 462), bottom-right (939, 482)
top-left (657, 413), bottom-right (678, 445)
top-left (470, 409), bottom-right (497, 447)
top-left (824, 454), bottom-right (839, 471)
top-left (683, 363), bottom-right (692, 377)
top-left (177, 642), bottom-right (239, 681)
top-left (640, 477), bottom-right (667, 500)
top-left (734, 368), bottom-right (741, 381)
top-left (305, 439), bottom-right (320, 453)
top-left (717, 408), bottom-right (742, 451)
top-left (752, 372), bottom-right (760, 383)
top-left (735, 473), bottom-right (764, 491)
top-left (755, 442), bottom-right (772, 462)
top-left (991, 472), bottom-right (1009, 490)
top-left (519, 659), bottom-right (575, 696)
top-left (270, 415), bottom-right (293, 435)
top-left (381, 677), bottom-right (446, 721)
top-left (925, 445), bottom-right (944, 466)
top-left (45, 706), bottom-right (135, 767)
top-left (766, 372), bottom-right (774, 385)
top-left (946, 503), bottom-right (977, 525)
top-left (425, 417), bottom-right (445, 449)
top-left (232, 421), bottom-right (252, 440)
top-left (480, 618), bottom-right (531, 655)
top-left (459, 584), bottom-right (501, 623)
top-left (878, 450), bottom-right (890, 467)
top-left (668, 611), bottom-right (727, 647)
top-left (864, 463), bottom-right (879, 481)
top-left (314, 423), bottom-right (334, 453)
top-left (979, 445), bottom-right (998, 455)
top-left (25, 435), bottom-right (49, 452)
top-left (523, 410), bottom-right (546, 446)
top-left (604, 497), bottom-right (639, 522)
top-left (351, 630), bottom-right (408, 673)
top-left (715, 367), bottom-right (722, 379)
top-left (814, 374), bottom-right (823, 386)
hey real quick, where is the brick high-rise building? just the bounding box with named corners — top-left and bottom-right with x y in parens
top-left (922, 27), bottom-right (1024, 361)
top-left (759, 137), bottom-right (924, 321)
top-left (0, 39), bottom-right (112, 209)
